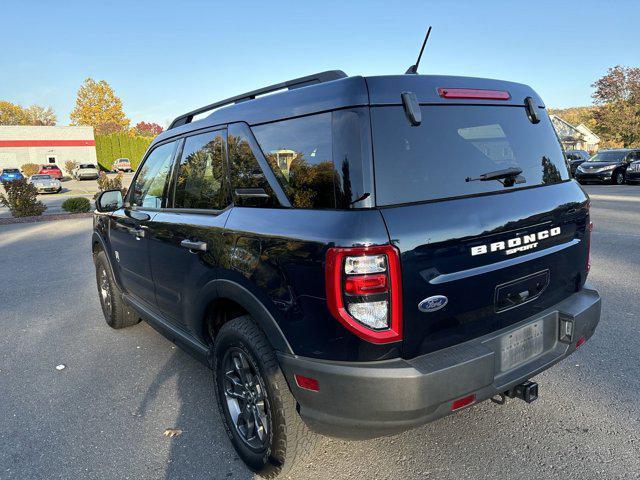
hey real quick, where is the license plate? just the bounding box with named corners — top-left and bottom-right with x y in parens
top-left (500, 321), bottom-right (544, 371)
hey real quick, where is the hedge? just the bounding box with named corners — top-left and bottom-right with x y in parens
top-left (95, 133), bottom-right (152, 171)
top-left (61, 197), bottom-right (91, 213)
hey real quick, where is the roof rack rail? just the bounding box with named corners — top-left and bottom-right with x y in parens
top-left (168, 70), bottom-right (347, 130)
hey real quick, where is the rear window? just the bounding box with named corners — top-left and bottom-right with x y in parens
top-left (3, 169), bottom-right (19, 173)
top-left (371, 105), bottom-right (569, 205)
top-left (79, 164), bottom-right (95, 168)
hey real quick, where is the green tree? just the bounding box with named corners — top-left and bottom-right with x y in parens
top-left (70, 78), bottom-right (130, 134)
top-left (591, 66), bottom-right (640, 147)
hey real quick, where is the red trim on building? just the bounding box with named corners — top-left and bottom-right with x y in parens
top-left (0, 140), bottom-right (95, 147)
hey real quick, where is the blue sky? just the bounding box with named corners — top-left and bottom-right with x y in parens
top-left (2, 0), bottom-right (638, 127)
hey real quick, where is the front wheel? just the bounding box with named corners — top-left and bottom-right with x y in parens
top-left (94, 251), bottom-right (140, 329)
top-left (613, 171), bottom-right (625, 185)
top-left (213, 316), bottom-right (316, 478)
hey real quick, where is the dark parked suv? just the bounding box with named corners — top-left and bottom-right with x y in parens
top-left (574, 148), bottom-right (640, 184)
top-left (92, 71), bottom-right (601, 477)
top-left (565, 149), bottom-right (591, 175)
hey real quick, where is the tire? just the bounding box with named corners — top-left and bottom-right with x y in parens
top-left (213, 316), bottom-right (316, 478)
top-left (613, 171), bottom-right (625, 185)
top-left (94, 250), bottom-right (140, 329)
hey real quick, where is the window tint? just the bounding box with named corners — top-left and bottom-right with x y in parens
top-left (371, 105), bottom-right (569, 205)
top-left (129, 141), bottom-right (177, 208)
top-left (227, 124), bottom-right (279, 208)
top-left (173, 130), bottom-right (228, 210)
top-left (252, 113), bottom-right (337, 209)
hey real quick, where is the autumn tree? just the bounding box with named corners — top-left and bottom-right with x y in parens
top-left (134, 121), bottom-right (163, 137)
top-left (70, 78), bottom-right (130, 134)
top-left (591, 66), bottom-right (640, 147)
top-left (0, 101), bottom-right (29, 125)
top-left (0, 101), bottom-right (57, 126)
top-left (24, 105), bottom-right (57, 125)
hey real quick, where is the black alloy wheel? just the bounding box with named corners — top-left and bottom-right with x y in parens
top-left (221, 347), bottom-right (271, 451)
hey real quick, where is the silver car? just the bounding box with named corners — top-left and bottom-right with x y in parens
top-left (28, 174), bottom-right (62, 194)
top-left (73, 163), bottom-right (100, 180)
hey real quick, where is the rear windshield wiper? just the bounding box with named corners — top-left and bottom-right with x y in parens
top-left (465, 167), bottom-right (525, 187)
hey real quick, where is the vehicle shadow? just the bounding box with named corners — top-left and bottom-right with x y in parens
top-left (137, 350), bottom-right (254, 480)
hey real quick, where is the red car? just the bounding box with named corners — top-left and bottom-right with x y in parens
top-left (38, 164), bottom-right (63, 180)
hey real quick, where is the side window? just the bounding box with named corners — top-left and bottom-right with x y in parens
top-left (252, 113), bottom-right (336, 209)
top-left (227, 123), bottom-right (279, 208)
top-left (173, 130), bottom-right (229, 210)
top-left (129, 141), bottom-right (177, 209)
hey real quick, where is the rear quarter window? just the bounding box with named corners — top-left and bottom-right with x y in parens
top-left (251, 110), bottom-right (370, 209)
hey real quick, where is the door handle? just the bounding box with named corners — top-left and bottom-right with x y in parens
top-left (130, 225), bottom-right (146, 239)
top-left (180, 239), bottom-right (207, 252)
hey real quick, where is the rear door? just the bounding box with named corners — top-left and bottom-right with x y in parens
top-left (146, 128), bottom-right (231, 330)
top-left (371, 103), bottom-right (590, 358)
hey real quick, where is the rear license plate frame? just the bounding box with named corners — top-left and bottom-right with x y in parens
top-left (500, 321), bottom-right (544, 371)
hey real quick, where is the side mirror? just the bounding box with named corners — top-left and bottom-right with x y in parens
top-left (96, 189), bottom-right (123, 212)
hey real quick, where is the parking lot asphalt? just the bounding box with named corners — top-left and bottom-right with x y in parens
top-left (0, 184), bottom-right (638, 480)
top-left (0, 173), bottom-right (134, 218)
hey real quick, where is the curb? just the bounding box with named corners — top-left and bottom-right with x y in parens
top-left (0, 212), bottom-right (93, 226)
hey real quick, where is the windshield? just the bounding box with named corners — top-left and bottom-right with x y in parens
top-left (371, 105), bottom-right (569, 205)
top-left (3, 169), bottom-right (19, 173)
top-left (32, 175), bottom-right (51, 180)
top-left (587, 151), bottom-right (628, 162)
top-left (80, 164), bottom-right (95, 168)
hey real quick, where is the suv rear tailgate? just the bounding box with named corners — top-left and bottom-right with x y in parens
top-left (380, 182), bottom-right (590, 358)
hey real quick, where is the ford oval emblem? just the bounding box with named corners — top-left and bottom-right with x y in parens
top-left (418, 295), bottom-right (448, 313)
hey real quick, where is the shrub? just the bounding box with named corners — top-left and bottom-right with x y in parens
top-left (0, 178), bottom-right (46, 217)
top-left (61, 196), bottom-right (91, 213)
top-left (64, 160), bottom-right (79, 176)
top-left (97, 171), bottom-right (123, 191)
top-left (21, 163), bottom-right (40, 178)
top-left (94, 171), bottom-right (125, 199)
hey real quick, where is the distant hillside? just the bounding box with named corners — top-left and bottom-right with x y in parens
top-left (548, 106), bottom-right (597, 131)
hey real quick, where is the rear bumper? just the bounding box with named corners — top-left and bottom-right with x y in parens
top-left (278, 286), bottom-right (601, 439)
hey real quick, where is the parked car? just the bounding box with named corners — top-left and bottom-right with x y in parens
top-left (565, 149), bottom-right (591, 175)
top-left (73, 163), bottom-right (100, 180)
top-left (0, 168), bottom-right (24, 182)
top-left (28, 174), bottom-right (62, 193)
top-left (626, 160), bottom-right (640, 184)
top-left (38, 164), bottom-right (63, 180)
top-left (574, 148), bottom-right (640, 184)
top-left (92, 71), bottom-right (601, 477)
top-left (112, 158), bottom-right (133, 172)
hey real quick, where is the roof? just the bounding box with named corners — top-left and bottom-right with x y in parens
top-left (152, 73), bottom-right (545, 148)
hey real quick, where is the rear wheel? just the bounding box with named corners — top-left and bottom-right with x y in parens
top-left (213, 316), bottom-right (316, 478)
top-left (94, 250), bottom-right (140, 329)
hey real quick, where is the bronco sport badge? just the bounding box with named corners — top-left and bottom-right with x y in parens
top-left (471, 227), bottom-right (561, 257)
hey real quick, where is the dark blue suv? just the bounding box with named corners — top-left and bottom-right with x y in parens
top-left (92, 71), bottom-right (601, 477)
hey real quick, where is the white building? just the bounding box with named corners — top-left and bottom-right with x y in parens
top-left (0, 126), bottom-right (97, 171)
top-left (549, 115), bottom-right (600, 153)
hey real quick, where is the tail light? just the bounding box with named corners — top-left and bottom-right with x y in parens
top-left (325, 245), bottom-right (402, 344)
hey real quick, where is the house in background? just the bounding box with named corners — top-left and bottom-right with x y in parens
top-left (550, 115), bottom-right (600, 153)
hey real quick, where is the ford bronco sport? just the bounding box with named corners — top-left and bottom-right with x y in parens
top-left (92, 70), bottom-right (601, 477)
